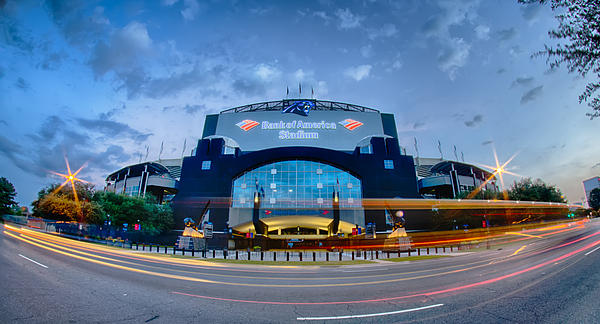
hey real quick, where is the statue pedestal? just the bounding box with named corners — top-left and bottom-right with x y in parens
top-left (176, 236), bottom-right (205, 250)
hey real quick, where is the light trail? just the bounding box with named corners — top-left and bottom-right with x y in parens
top-left (512, 245), bottom-right (527, 256)
top-left (171, 236), bottom-right (600, 305)
top-left (506, 232), bottom-right (542, 239)
top-left (296, 303), bottom-right (444, 321)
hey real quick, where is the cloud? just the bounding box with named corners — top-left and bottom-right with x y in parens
top-left (520, 85), bottom-right (544, 104)
top-left (0, 120), bottom-right (7, 126)
top-left (344, 65), bottom-right (372, 81)
top-left (482, 140), bottom-right (493, 145)
top-left (474, 25), bottom-right (490, 40)
top-left (497, 68), bottom-right (506, 74)
top-left (181, 0), bottom-right (202, 21)
top-left (438, 38), bottom-right (471, 80)
top-left (413, 121), bottom-right (425, 129)
top-left (335, 8), bottom-right (363, 30)
top-left (360, 44), bottom-right (373, 58)
top-left (15, 77), bottom-right (30, 90)
top-left (421, 0), bottom-right (479, 80)
top-left (520, 3), bottom-right (543, 21)
top-left (312, 11), bottom-right (330, 22)
top-left (254, 63), bottom-right (281, 81)
top-left (45, 2), bottom-right (110, 47)
top-left (368, 24), bottom-right (397, 40)
top-left (511, 76), bottom-right (534, 88)
top-left (163, 104), bottom-right (206, 114)
top-left (76, 117), bottom-right (152, 143)
top-left (464, 114), bottom-right (483, 127)
top-left (89, 21), bottom-right (152, 78)
top-left (3, 114), bottom-right (135, 179)
top-left (592, 162), bottom-right (600, 169)
top-left (497, 27), bottom-right (517, 41)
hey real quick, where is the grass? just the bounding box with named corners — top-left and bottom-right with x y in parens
top-left (384, 255), bottom-right (451, 262)
top-left (204, 259), bottom-right (377, 266)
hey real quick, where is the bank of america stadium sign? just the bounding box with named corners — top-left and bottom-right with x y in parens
top-left (236, 118), bottom-right (363, 140)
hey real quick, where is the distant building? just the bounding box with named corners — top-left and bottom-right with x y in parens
top-left (415, 157), bottom-right (498, 199)
top-left (104, 159), bottom-right (181, 204)
top-left (583, 176), bottom-right (600, 207)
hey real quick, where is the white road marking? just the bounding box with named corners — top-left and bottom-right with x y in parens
top-left (341, 268), bottom-right (388, 273)
top-left (296, 303), bottom-right (444, 321)
top-left (585, 246), bottom-right (600, 256)
top-left (18, 254), bottom-right (48, 268)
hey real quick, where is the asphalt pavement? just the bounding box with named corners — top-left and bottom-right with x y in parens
top-left (1, 220), bottom-right (600, 323)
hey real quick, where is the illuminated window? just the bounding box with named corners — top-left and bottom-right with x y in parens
top-left (384, 160), bottom-right (394, 169)
top-left (231, 160), bottom-right (362, 209)
top-left (222, 145), bottom-right (236, 155)
top-left (360, 144), bottom-right (373, 154)
top-left (201, 160), bottom-right (211, 170)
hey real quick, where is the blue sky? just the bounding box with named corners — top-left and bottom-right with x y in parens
top-left (1, 0), bottom-right (598, 206)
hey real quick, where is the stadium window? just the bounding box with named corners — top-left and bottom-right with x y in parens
top-left (360, 144), bottom-right (373, 154)
top-left (222, 145), bottom-right (236, 155)
top-left (201, 160), bottom-right (212, 170)
top-left (384, 160), bottom-right (394, 169)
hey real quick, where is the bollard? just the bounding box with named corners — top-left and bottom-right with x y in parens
top-left (164, 246), bottom-right (167, 254)
top-left (142, 244), bottom-right (145, 251)
top-left (224, 250), bottom-right (228, 259)
top-left (364, 250), bottom-right (367, 260)
top-left (376, 251), bottom-right (378, 259)
top-left (286, 252), bottom-right (290, 261)
top-left (387, 251), bottom-right (390, 258)
top-left (182, 248), bottom-right (185, 256)
top-left (408, 249), bottom-right (411, 257)
top-left (427, 247), bottom-right (429, 255)
top-left (236, 250), bottom-right (239, 260)
top-left (435, 247), bottom-right (438, 253)
top-left (213, 250), bottom-right (216, 258)
top-left (398, 250), bottom-right (401, 258)
top-left (248, 251), bottom-right (251, 260)
top-left (352, 251), bottom-right (355, 260)
top-left (443, 246), bottom-right (446, 253)
top-left (450, 246), bottom-right (453, 252)
top-left (136, 243), bottom-right (139, 250)
top-left (418, 248), bottom-right (421, 256)
top-left (300, 252), bottom-right (303, 262)
top-left (313, 252), bottom-right (316, 262)
top-left (339, 251), bottom-right (342, 261)
top-left (326, 252), bottom-right (329, 261)
top-left (192, 249), bottom-right (195, 257)
top-left (172, 246), bottom-right (176, 255)
top-left (274, 252), bottom-right (277, 261)
top-left (261, 251), bottom-right (264, 261)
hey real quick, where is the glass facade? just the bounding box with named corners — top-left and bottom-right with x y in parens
top-left (231, 160), bottom-right (362, 213)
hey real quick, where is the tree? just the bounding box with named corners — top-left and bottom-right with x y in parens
top-left (520, 0), bottom-right (600, 118)
top-left (92, 191), bottom-right (174, 235)
top-left (589, 188), bottom-right (600, 210)
top-left (0, 177), bottom-right (18, 215)
top-left (507, 178), bottom-right (566, 203)
top-left (33, 182), bottom-right (104, 224)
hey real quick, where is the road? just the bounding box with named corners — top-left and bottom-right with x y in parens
top-left (2, 220), bottom-right (600, 323)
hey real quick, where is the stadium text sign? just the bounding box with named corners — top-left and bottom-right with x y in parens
top-left (236, 119), bottom-right (362, 140)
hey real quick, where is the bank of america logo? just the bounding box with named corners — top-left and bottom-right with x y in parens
top-left (236, 120), bottom-right (259, 131)
top-left (339, 119), bottom-right (363, 131)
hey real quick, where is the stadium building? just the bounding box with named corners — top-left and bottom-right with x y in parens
top-left (415, 157), bottom-right (498, 199)
top-left (173, 99), bottom-right (420, 240)
top-left (105, 158), bottom-right (181, 204)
